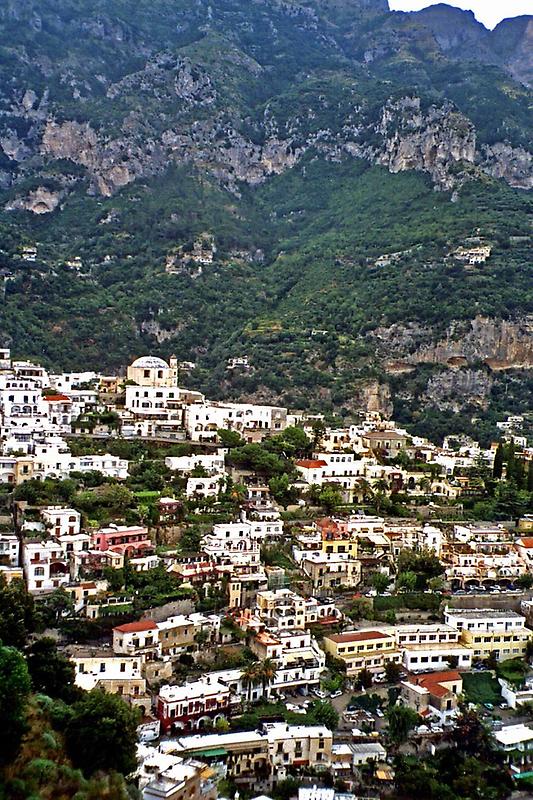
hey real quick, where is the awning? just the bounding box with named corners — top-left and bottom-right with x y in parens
top-left (189, 748), bottom-right (228, 758)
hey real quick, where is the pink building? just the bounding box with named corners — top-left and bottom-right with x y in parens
top-left (92, 525), bottom-right (152, 557)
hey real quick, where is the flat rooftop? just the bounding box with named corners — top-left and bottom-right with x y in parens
top-left (446, 609), bottom-right (524, 619)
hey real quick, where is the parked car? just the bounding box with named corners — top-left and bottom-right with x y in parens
top-left (484, 703), bottom-right (494, 711)
top-left (499, 702), bottom-right (509, 709)
top-left (313, 689), bottom-right (327, 699)
top-left (330, 690), bottom-right (343, 699)
top-left (375, 709), bottom-right (385, 718)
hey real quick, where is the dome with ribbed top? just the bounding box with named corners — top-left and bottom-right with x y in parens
top-left (130, 356), bottom-right (169, 370)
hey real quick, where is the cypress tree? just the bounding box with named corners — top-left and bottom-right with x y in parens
top-left (493, 443), bottom-right (504, 479)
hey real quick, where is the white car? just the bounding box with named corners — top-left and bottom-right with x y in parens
top-left (313, 689), bottom-right (327, 699)
top-left (330, 690), bottom-right (343, 699)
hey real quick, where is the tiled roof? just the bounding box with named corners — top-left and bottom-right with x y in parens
top-left (43, 394), bottom-right (72, 402)
top-left (328, 630), bottom-right (390, 644)
top-left (114, 620), bottom-right (158, 633)
top-left (295, 460), bottom-right (328, 469)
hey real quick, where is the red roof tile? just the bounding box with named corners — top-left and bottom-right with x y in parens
top-left (43, 394), bottom-right (72, 402)
top-left (295, 459), bottom-right (328, 469)
top-left (517, 538), bottom-right (533, 549)
top-left (328, 630), bottom-right (390, 644)
top-left (114, 620), bottom-right (158, 633)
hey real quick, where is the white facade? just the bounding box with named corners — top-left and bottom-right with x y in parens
top-left (165, 453), bottom-right (226, 474)
top-left (41, 506), bottom-right (81, 537)
top-left (0, 533), bottom-right (19, 566)
top-left (23, 539), bottom-right (70, 593)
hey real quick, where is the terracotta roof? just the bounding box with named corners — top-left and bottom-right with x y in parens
top-left (517, 538), bottom-right (533, 549)
top-left (328, 630), bottom-right (390, 644)
top-left (295, 459), bottom-right (327, 469)
top-left (43, 394), bottom-right (72, 402)
top-left (411, 670), bottom-right (462, 697)
top-left (114, 620), bottom-right (158, 633)
top-left (80, 582), bottom-right (96, 589)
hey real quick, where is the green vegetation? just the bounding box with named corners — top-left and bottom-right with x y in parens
top-left (0, 1), bottom-right (530, 433)
top-left (496, 658), bottom-right (529, 688)
top-left (462, 672), bottom-right (502, 706)
top-left (373, 592), bottom-right (443, 613)
top-left (392, 710), bottom-right (513, 800)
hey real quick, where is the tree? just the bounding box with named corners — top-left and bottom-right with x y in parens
top-left (242, 662), bottom-right (261, 703)
top-left (39, 587), bottom-right (75, 627)
top-left (427, 576), bottom-right (445, 592)
top-left (346, 598), bottom-right (373, 621)
top-left (396, 548), bottom-right (444, 590)
top-left (446, 709), bottom-right (494, 759)
top-left (493, 443), bottom-right (504, 479)
top-left (386, 704), bottom-right (419, 746)
top-left (269, 473), bottom-right (297, 509)
top-left (257, 658), bottom-right (278, 699)
top-left (102, 566), bottom-right (125, 593)
top-left (384, 661), bottom-right (402, 684)
top-left (309, 700), bottom-right (339, 730)
top-left (516, 574), bottom-right (533, 590)
top-left (26, 637), bottom-right (80, 702)
top-left (371, 572), bottom-right (390, 594)
top-left (0, 642), bottom-right (31, 765)
top-left (396, 571), bottom-right (417, 592)
top-left (65, 690), bottom-right (139, 777)
top-left (217, 429), bottom-right (245, 448)
top-left (0, 576), bottom-right (36, 649)
top-left (319, 484), bottom-right (343, 513)
top-left (355, 668), bottom-right (373, 690)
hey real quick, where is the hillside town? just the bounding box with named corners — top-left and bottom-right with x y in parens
top-left (1, 349), bottom-right (533, 800)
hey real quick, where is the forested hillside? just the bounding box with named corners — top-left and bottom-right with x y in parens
top-left (0, 0), bottom-right (531, 437)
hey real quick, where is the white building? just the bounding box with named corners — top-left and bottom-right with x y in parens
top-left (22, 539), bottom-right (70, 593)
top-left (40, 506), bottom-right (81, 538)
top-left (396, 624), bottom-right (473, 672)
top-left (165, 453), bottom-right (226, 475)
top-left (0, 533), bottom-right (19, 567)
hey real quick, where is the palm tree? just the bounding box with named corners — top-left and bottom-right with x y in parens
top-left (241, 662), bottom-right (261, 703)
top-left (357, 478), bottom-right (374, 504)
top-left (257, 658), bottom-right (278, 701)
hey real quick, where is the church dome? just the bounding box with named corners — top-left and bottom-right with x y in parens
top-left (130, 356), bottom-right (170, 370)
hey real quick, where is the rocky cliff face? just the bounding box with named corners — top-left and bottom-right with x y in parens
top-left (424, 368), bottom-right (493, 412)
top-left (5, 87), bottom-right (519, 207)
top-left (371, 316), bottom-right (533, 370)
top-left (0, 0), bottom-right (531, 208)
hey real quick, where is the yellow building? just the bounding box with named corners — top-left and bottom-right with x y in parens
top-left (444, 608), bottom-right (533, 662)
top-left (459, 628), bottom-right (531, 661)
top-left (323, 629), bottom-right (400, 675)
top-left (126, 355), bottom-right (178, 387)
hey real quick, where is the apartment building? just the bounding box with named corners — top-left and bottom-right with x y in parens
top-left (255, 589), bottom-right (342, 630)
top-left (174, 723), bottom-right (332, 788)
top-left (444, 608), bottom-right (532, 662)
top-left (323, 630), bottom-right (400, 675)
top-left (66, 646), bottom-right (147, 696)
top-left (300, 552), bottom-right (361, 595)
top-left (396, 624), bottom-right (473, 672)
top-left (157, 676), bottom-right (239, 733)
top-left (249, 628), bottom-right (326, 695)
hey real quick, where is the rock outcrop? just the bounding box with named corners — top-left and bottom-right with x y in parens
top-left (5, 186), bottom-right (63, 214)
top-left (425, 369), bottom-right (493, 411)
top-left (370, 316), bottom-right (533, 370)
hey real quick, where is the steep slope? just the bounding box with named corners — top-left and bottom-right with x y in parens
top-left (0, 0), bottom-right (531, 438)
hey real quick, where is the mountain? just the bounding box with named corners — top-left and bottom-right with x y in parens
top-left (0, 0), bottom-right (531, 441)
